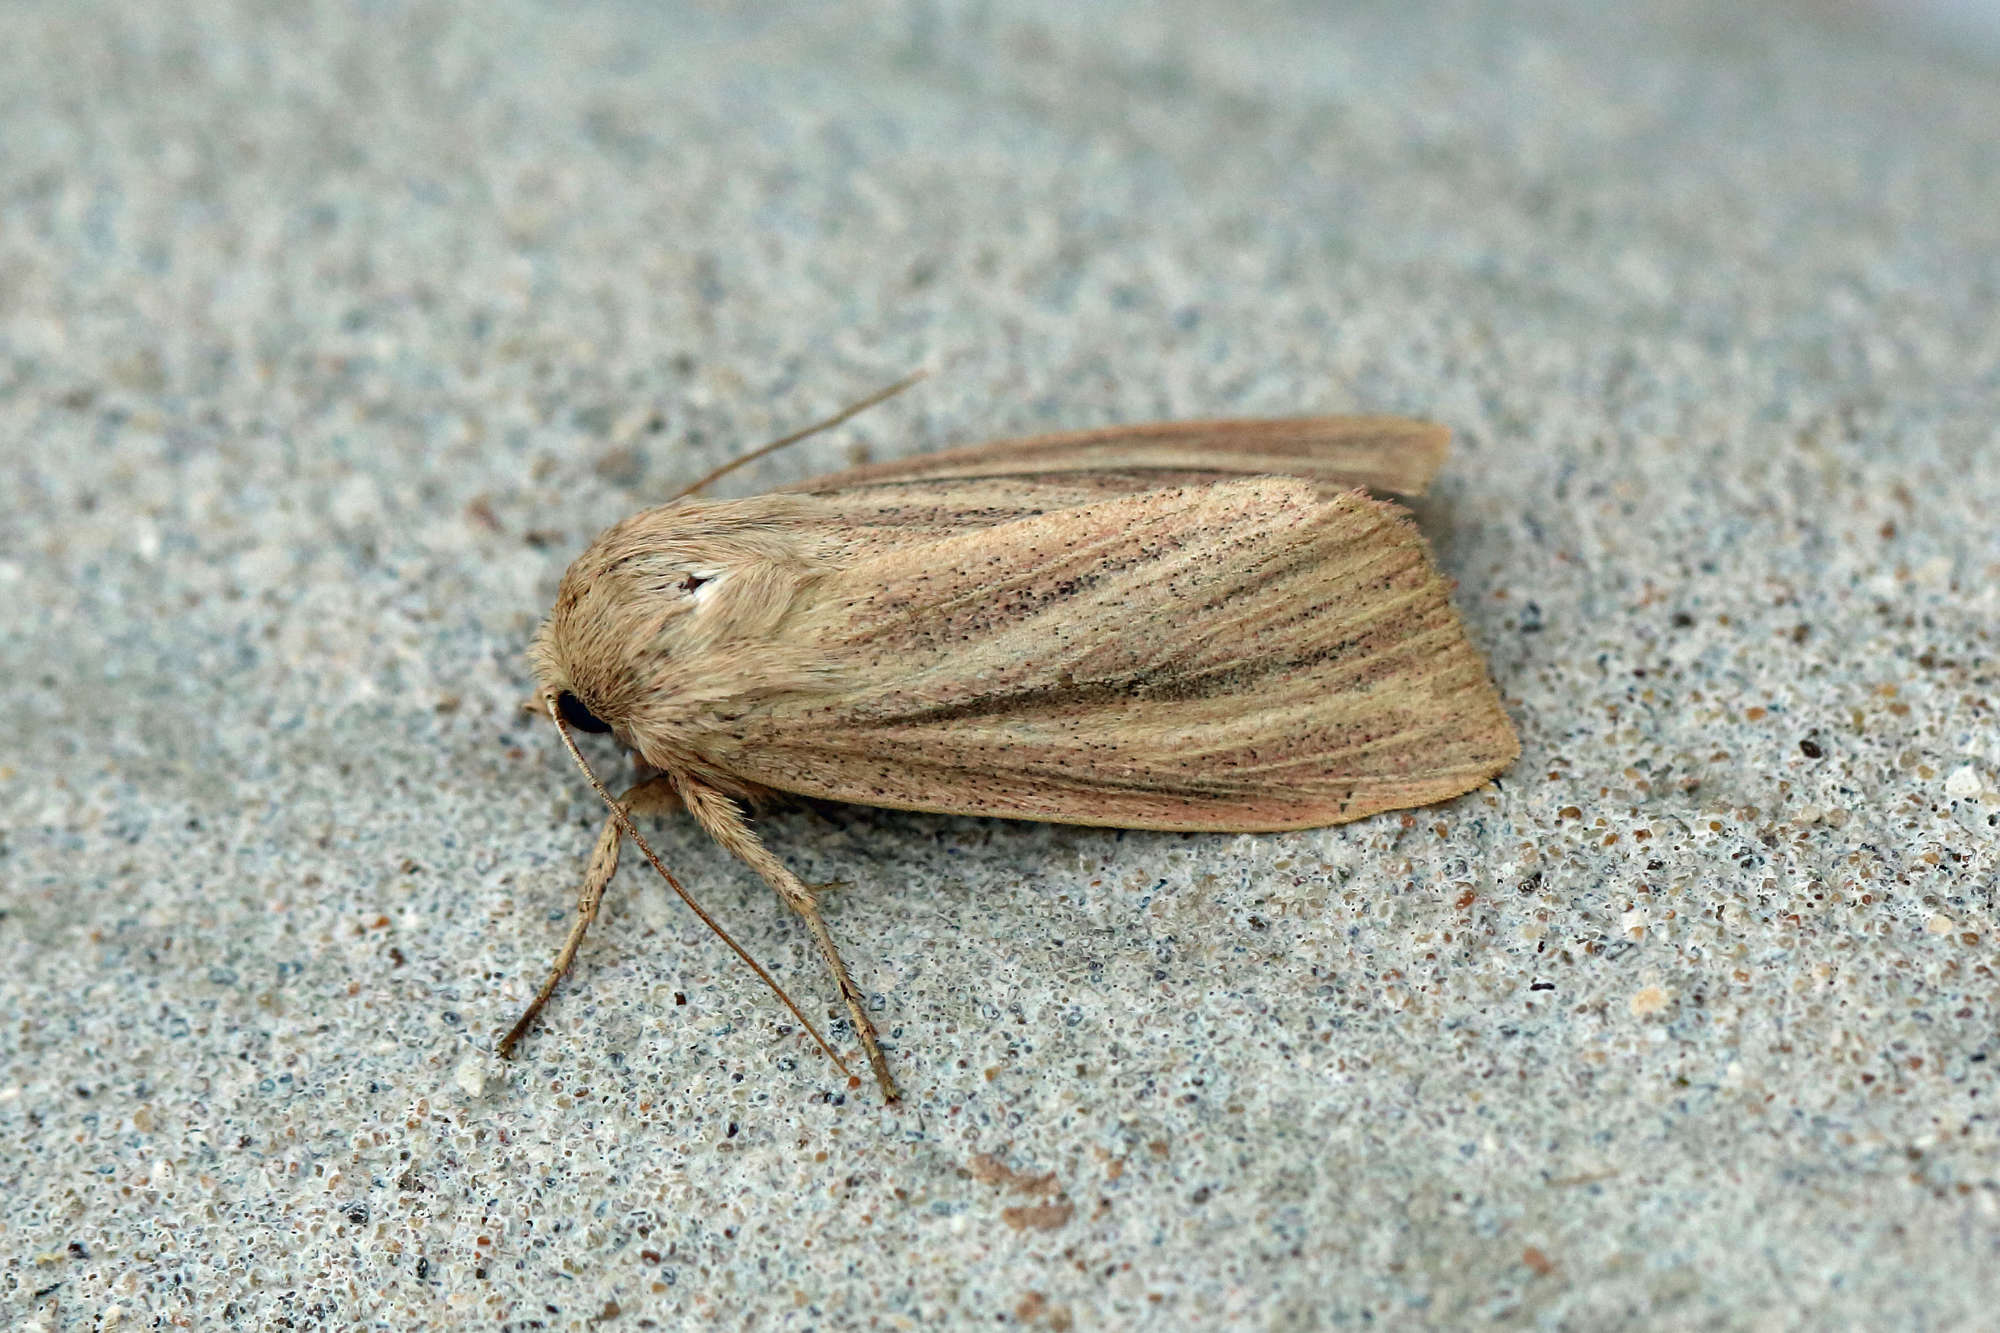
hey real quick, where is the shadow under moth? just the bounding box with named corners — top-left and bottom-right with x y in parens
top-left (501, 389), bottom-right (1519, 1102)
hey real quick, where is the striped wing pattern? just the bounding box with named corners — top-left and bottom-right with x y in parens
top-left (699, 478), bottom-right (1516, 831)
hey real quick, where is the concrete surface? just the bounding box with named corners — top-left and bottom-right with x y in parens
top-left (3, 1), bottom-right (1997, 1327)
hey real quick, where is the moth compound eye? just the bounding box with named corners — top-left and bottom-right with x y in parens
top-left (555, 691), bottom-right (613, 733)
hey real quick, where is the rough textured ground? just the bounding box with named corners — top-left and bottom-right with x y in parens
top-left (3, 1), bottom-right (1996, 1328)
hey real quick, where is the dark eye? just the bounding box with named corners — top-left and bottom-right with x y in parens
top-left (555, 691), bottom-right (612, 733)
top-left (678, 573), bottom-right (709, 594)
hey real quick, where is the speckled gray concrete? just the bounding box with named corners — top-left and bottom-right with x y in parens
top-left (4, 2), bottom-right (1997, 1328)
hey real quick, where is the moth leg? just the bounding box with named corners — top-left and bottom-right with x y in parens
top-left (678, 778), bottom-right (901, 1103)
top-left (497, 776), bottom-right (681, 1059)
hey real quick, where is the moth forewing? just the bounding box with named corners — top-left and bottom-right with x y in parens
top-left (512, 411), bottom-right (1517, 1102)
top-left (708, 478), bottom-right (1516, 831)
top-left (788, 413), bottom-right (1452, 497)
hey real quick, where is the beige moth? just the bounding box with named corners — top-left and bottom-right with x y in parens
top-left (501, 397), bottom-right (1519, 1102)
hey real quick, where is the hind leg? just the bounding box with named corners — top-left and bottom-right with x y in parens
top-left (677, 777), bottom-right (900, 1102)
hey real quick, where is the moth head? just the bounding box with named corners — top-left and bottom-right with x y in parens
top-left (529, 498), bottom-right (824, 748)
top-left (530, 552), bottom-right (721, 742)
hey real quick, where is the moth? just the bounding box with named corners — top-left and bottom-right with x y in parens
top-left (501, 390), bottom-right (1519, 1102)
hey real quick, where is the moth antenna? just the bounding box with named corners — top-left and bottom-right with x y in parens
top-left (506, 694), bottom-right (854, 1081)
top-left (670, 369), bottom-right (928, 501)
